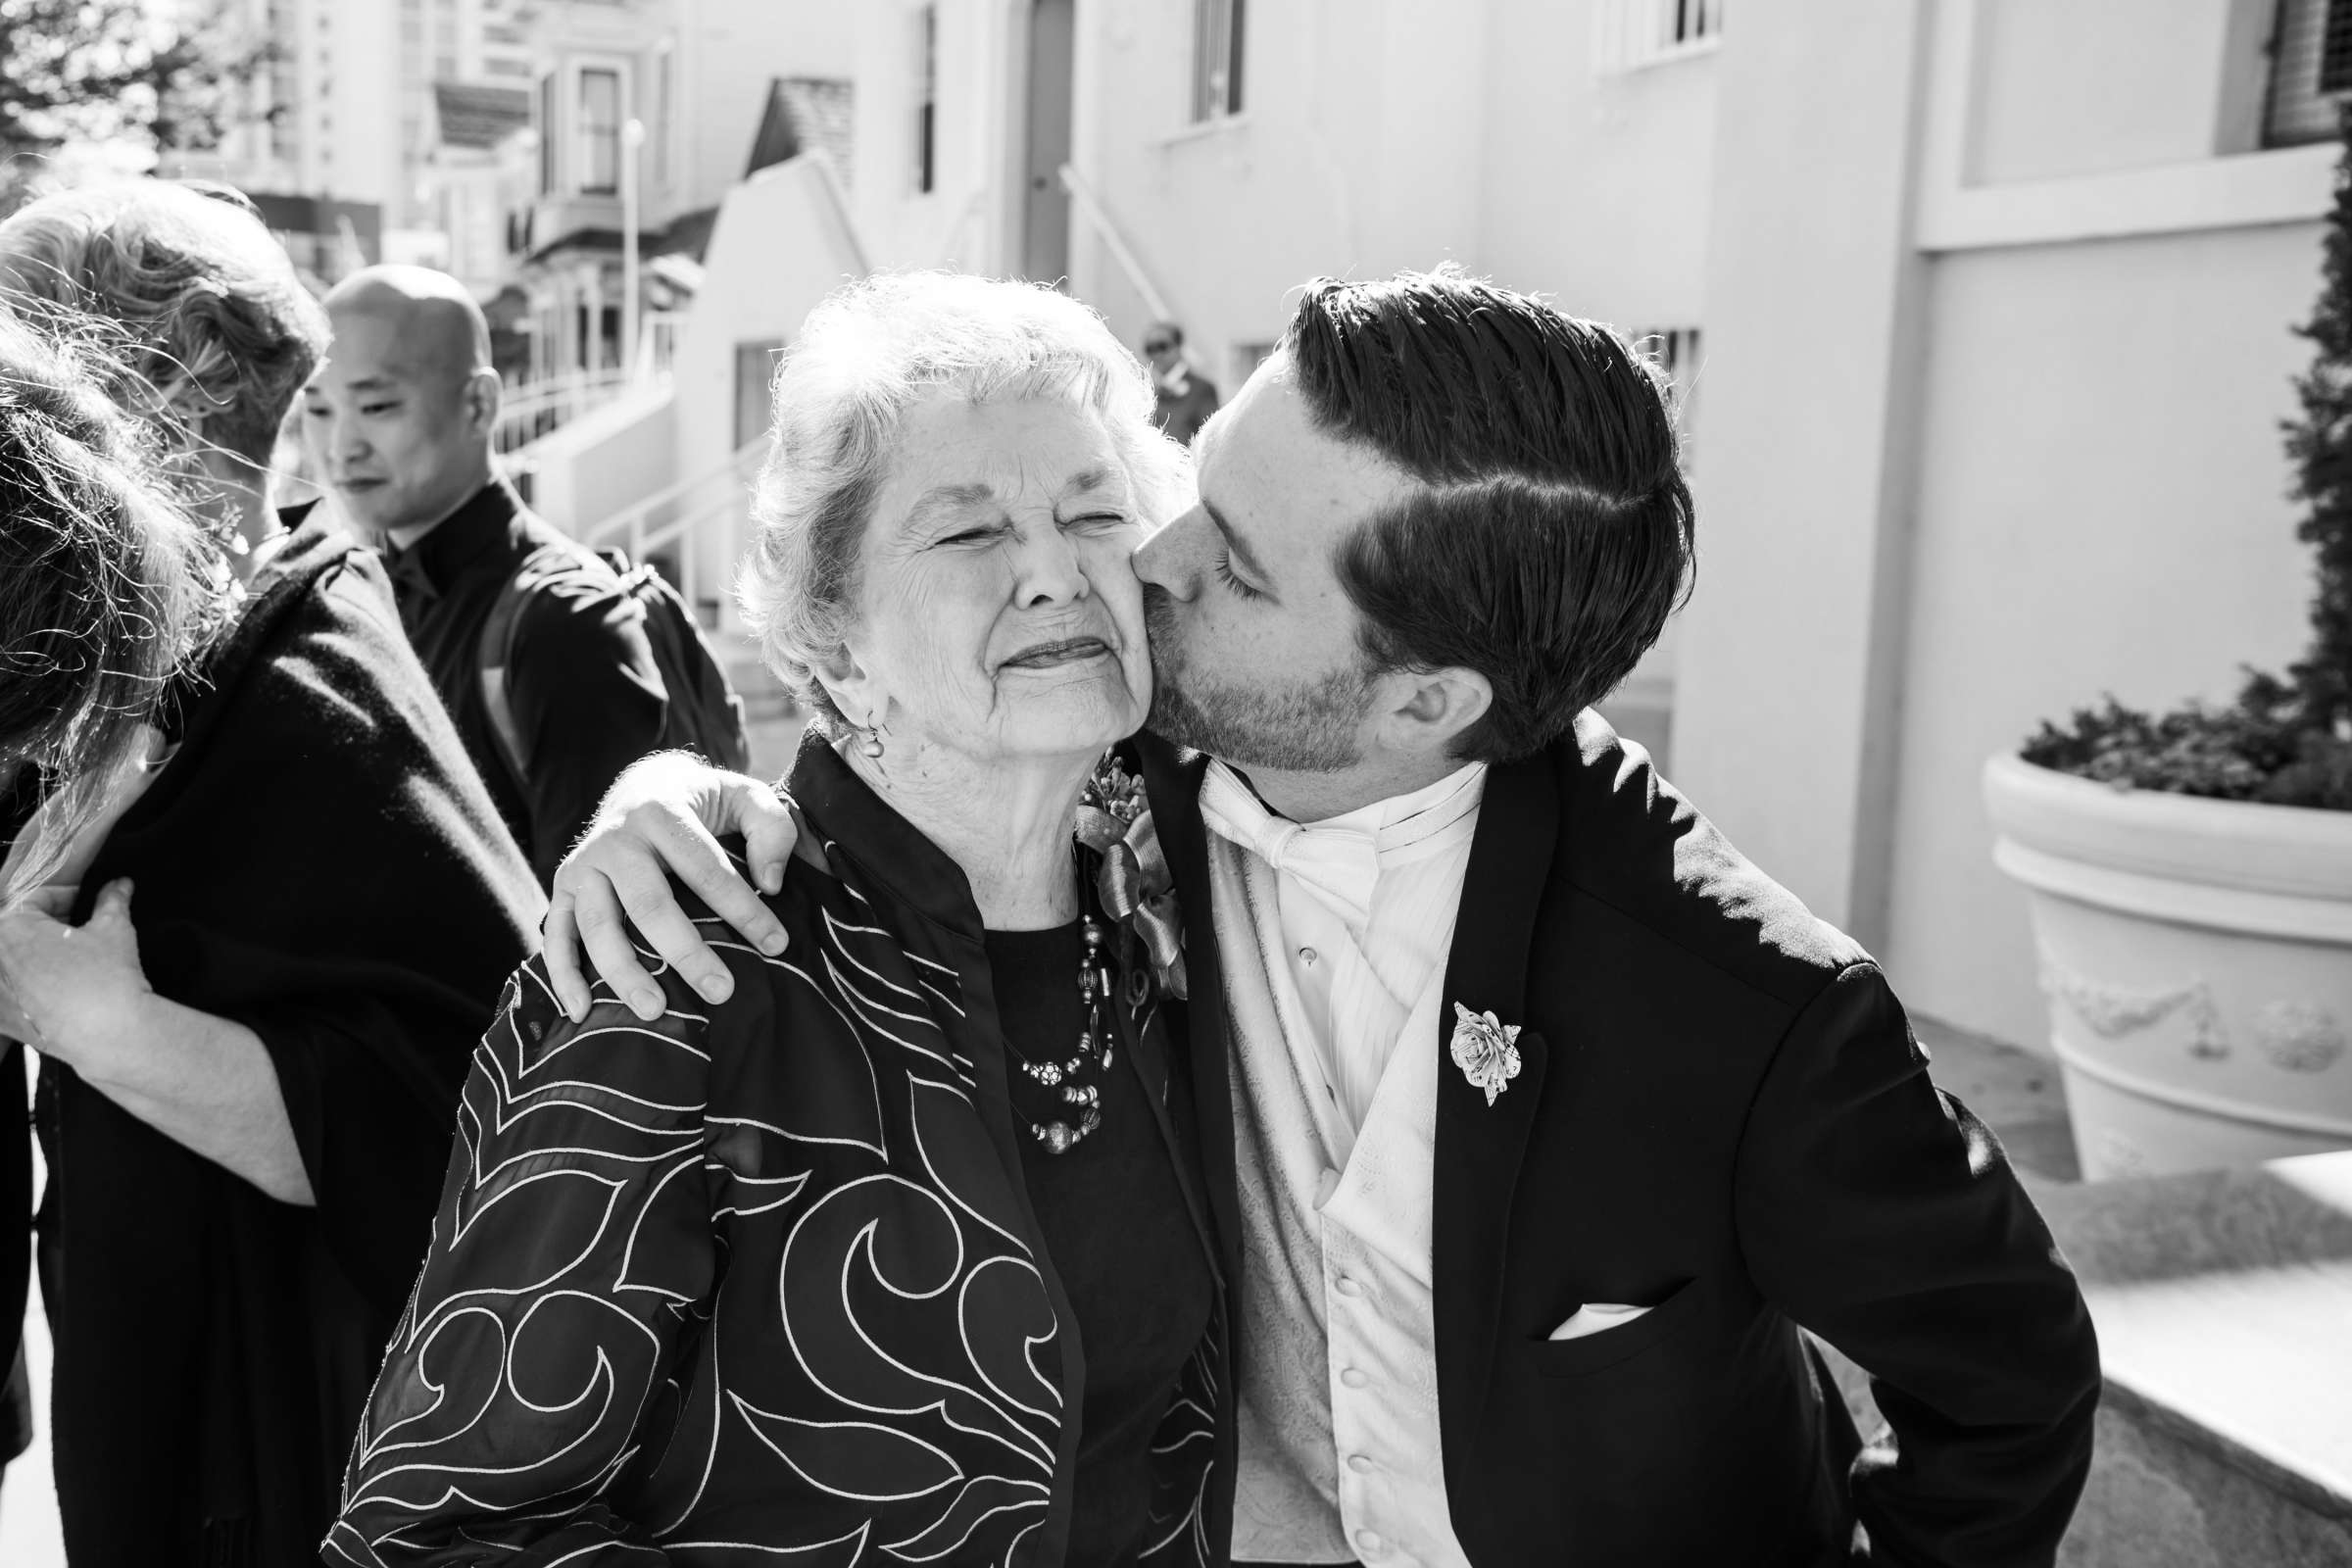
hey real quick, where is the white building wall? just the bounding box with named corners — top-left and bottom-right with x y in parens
top-left (673, 0), bottom-right (857, 210)
top-left (850, 0), bottom-right (1015, 275)
top-left (1672, 0), bottom-right (2330, 1053)
top-left (1067, 0), bottom-right (1492, 383)
top-left (1881, 223), bottom-right (2320, 1051)
top-left (1475, 0), bottom-right (1715, 327)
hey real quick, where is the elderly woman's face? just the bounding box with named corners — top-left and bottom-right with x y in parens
top-left (839, 394), bottom-right (1151, 765)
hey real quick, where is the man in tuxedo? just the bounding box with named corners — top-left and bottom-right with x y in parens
top-left (539, 269), bottom-right (2100, 1565)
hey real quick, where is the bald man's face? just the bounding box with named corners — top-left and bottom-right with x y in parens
top-left (301, 302), bottom-right (496, 540)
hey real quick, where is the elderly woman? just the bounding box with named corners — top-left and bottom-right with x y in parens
top-left (0, 186), bottom-right (540, 1567)
top-left (329, 273), bottom-right (1223, 1566)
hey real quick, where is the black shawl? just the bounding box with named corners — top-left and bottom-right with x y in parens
top-left (20, 520), bottom-right (542, 1567)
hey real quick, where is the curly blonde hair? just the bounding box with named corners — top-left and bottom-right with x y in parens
top-left (0, 180), bottom-right (329, 471)
top-left (0, 309), bottom-right (231, 909)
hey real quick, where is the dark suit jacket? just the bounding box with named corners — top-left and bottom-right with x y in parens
top-left (1137, 713), bottom-right (2100, 1567)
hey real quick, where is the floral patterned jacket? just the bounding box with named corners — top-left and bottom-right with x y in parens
top-left (327, 736), bottom-right (1226, 1567)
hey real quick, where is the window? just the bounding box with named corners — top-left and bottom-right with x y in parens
top-left (654, 46), bottom-right (674, 185)
top-left (536, 73), bottom-right (557, 193)
top-left (913, 5), bottom-right (939, 194)
top-left (1191, 0), bottom-right (1245, 122)
top-left (2271, 0), bottom-right (2352, 144)
top-left (578, 67), bottom-right (621, 194)
top-left (1592, 0), bottom-right (1721, 75)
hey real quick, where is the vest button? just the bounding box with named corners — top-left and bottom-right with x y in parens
top-left (1347, 1452), bottom-right (1376, 1474)
top-left (1355, 1529), bottom-right (1385, 1554)
top-left (1339, 1366), bottom-right (1370, 1390)
top-left (1334, 1273), bottom-right (1363, 1298)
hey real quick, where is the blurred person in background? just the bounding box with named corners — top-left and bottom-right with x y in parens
top-left (1145, 318), bottom-right (1221, 447)
top-left (0, 181), bottom-right (540, 1568)
top-left (304, 266), bottom-right (731, 887)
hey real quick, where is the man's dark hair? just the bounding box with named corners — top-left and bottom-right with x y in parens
top-left (1281, 267), bottom-right (1694, 764)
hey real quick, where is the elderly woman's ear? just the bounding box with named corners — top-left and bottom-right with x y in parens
top-left (812, 648), bottom-right (882, 734)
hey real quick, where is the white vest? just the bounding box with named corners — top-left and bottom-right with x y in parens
top-left (1214, 837), bottom-right (1473, 1568)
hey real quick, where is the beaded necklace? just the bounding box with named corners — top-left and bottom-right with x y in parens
top-left (1002, 863), bottom-right (1118, 1155)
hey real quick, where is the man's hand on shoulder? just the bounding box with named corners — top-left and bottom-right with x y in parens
top-left (545, 752), bottom-right (799, 1022)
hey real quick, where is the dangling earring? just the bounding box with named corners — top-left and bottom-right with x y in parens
top-left (858, 719), bottom-right (887, 760)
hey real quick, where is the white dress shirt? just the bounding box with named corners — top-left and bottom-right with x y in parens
top-left (1201, 759), bottom-right (1486, 1567)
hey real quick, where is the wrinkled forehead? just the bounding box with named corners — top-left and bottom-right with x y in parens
top-left (876, 395), bottom-right (1132, 522)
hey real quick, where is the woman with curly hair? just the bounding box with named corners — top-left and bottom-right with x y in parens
top-left (0, 183), bottom-right (540, 1568)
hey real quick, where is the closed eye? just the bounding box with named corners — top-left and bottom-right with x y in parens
top-left (937, 523), bottom-right (1006, 546)
top-left (1063, 511), bottom-right (1132, 530)
top-left (1214, 550), bottom-right (1264, 601)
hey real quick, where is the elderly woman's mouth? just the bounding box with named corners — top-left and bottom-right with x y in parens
top-left (1002, 637), bottom-right (1115, 669)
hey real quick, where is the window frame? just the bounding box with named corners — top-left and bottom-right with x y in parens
top-left (576, 62), bottom-right (625, 197)
top-left (1190, 0), bottom-right (1246, 124)
top-left (913, 3), bottom-right (940, 195)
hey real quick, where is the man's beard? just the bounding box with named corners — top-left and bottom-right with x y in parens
top-left (1142, 585), bottom-right (1373, 772)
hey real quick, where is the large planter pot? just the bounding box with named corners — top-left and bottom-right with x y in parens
top-left (1983, 753), bottom-right (2352, 1180)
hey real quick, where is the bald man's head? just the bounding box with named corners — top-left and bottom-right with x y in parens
top-left (304, 265), bottom-right (502, 541)
top-left (323, 265), bottom-right (495, 386)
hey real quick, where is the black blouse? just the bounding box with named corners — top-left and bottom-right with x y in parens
top-left (990, 922), bottom-right (1216, 1568)
top-left (331, 732), bottom-right (1227, 1567)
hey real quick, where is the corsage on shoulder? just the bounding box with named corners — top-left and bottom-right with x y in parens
top-left (1075, 753), bottom-right (1188, 1001)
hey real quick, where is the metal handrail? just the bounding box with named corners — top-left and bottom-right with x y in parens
top-left (1057, 163), bottom-right (1174, 320)
top-left (581, 441), bottom-right (763, 629)
top-left (495, 367), bottom-right (634, 455)
top-left (582, 437), bottom-right (763, 551)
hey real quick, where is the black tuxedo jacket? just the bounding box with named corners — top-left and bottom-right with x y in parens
top-left (1137, 713), bottom-right (2099, 1567)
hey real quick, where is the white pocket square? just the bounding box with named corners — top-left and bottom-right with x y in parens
top-left (1547, 1302), bottom-right (1652, 1342)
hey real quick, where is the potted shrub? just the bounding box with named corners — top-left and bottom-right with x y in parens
top-left (1982, 122), bottom-right (2352, 1181)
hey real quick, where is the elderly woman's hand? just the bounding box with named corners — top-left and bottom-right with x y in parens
top-left (546, 752), bottom-right (800, 1024)
top-left (0, 879), bottom-right (151, 1064)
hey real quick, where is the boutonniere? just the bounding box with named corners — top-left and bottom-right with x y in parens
top-left (1075, 754), bottom-right (1188, 1001)
top-left (1449, 1003), bottom-right (1522, 1105)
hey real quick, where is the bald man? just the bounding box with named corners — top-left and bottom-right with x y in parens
top-left (304, 266), bottom-right (670, 884)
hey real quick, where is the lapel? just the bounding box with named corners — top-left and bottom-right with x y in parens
top-left (1136, 733), bottom-right (1243, 1278)
top-left (1431, 745), bottom-right (1560, 1412)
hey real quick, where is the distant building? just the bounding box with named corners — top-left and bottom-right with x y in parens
top-left (245, 191), bottom-right (383, 288)
top-left (423, 80), bottom-right (534, 293)
top-left (506, 0), bottom-right (854, 380)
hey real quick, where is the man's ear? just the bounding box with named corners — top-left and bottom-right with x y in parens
top-left (1372, 665), bottom-right (1493, 760)
top-left (462, 368), bottom-right (503, 439)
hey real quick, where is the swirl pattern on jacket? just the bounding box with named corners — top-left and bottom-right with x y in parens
top-left (328, 812), bottom-right (1221, 1568)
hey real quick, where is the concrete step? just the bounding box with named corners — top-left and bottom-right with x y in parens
top-left (2037, 1156), bottom-right (2352, 1567)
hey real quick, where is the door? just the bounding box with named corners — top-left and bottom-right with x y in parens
top-left (1021, 0), bottom-right (1075, 283)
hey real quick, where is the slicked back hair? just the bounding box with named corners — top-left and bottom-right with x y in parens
top-left (1282, 268), bottom-right (1693, 764)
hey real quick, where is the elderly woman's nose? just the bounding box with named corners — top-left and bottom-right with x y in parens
top-left (1009, 522), bottom-right (1089, 605)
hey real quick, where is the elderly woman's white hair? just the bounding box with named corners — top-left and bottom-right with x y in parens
top-left (737, 270), bottom-right (1192, 726)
